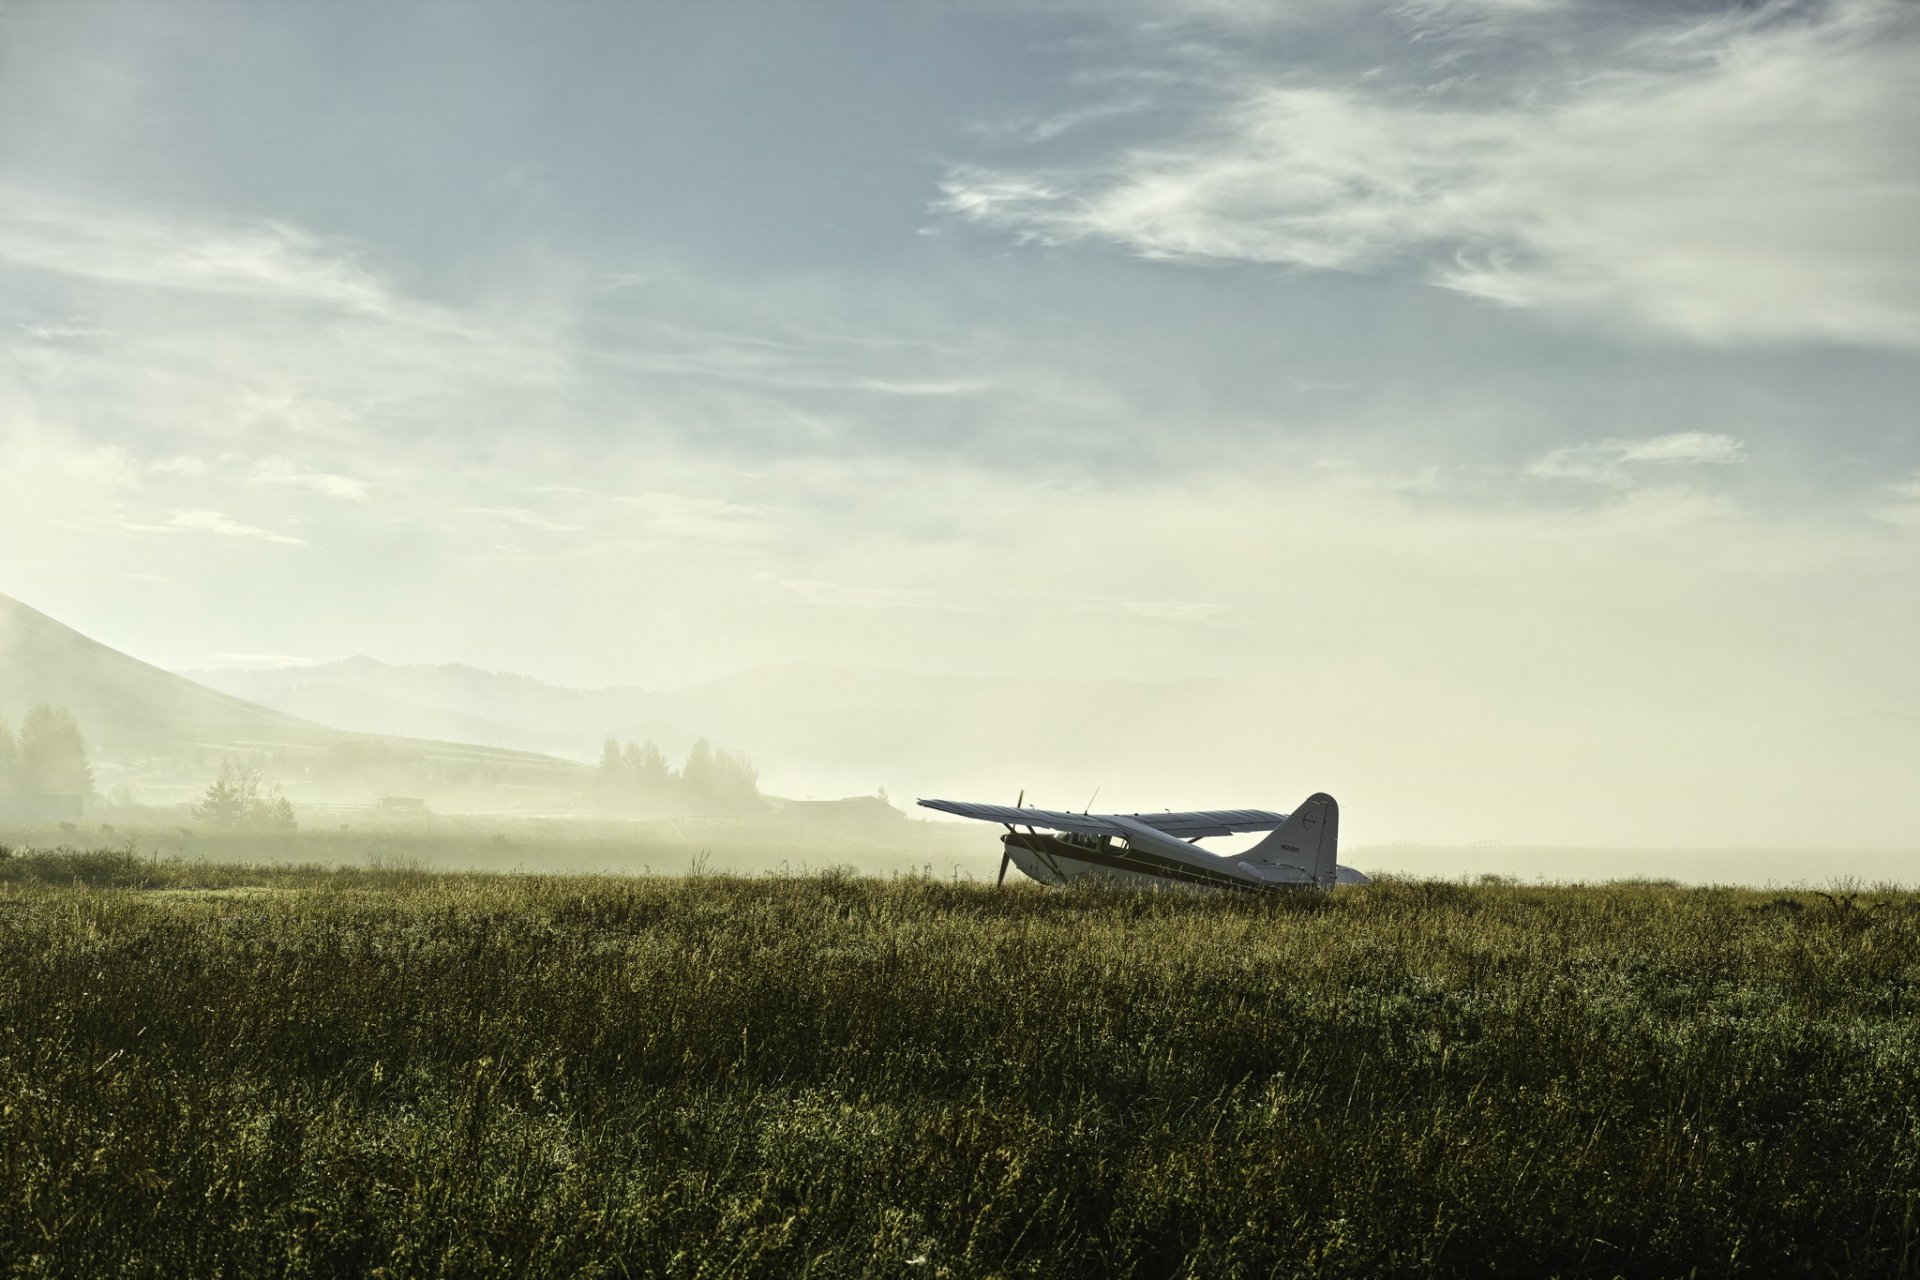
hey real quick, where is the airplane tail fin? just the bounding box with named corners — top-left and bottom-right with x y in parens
top-left (1232, 793), bottom-right (1339, 889)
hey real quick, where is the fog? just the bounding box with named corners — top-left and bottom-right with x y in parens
top-left (1, 2), bottom-right (1915, 877)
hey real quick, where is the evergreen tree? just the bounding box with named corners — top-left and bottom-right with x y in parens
top-left (15, 705), bottom-right (92, 797)
top-left (682, 738), bottom-right (718, 799)
top-left (262, 794), bottom-right (297, 830)
top-left (624, 739), bottom-right (673, 796)
top-left (194, 762), bottom-right (253, 827)
top-left (193, 760), bottom-right (297, 829)
top-left (682, 738), bottom-right (760, 811)
top-left (596, 736), bottom-right (681, 809)
top-left (596, 737), bottom-right (625, 798)
top-left (713, 748), bottom-right (760, 805)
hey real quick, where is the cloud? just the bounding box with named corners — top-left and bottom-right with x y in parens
top-left (160, 509), bottom-right (307, 545)
top-left (968, 96), bottom-right (1159, 146)
top-left (1528, 432), bottom-right (1744, 485)
top-left (18, 317), bottom-right (98, 341)
top-left (205, 652), bottom-right (315, 668)
top-left (0, 186), bottom-right (390, 311)
top-left (248, 457), bottom-right (371, 502)
top-left (841, 377), bottom-right (991, 398)
top-left (0, 187), bottom-right (571, 442)
top-left (1879, 469), bottom-right (1920, 531)
top-left (938, 0), bottom-right (1920, 347)
top-left (774, 578), bottom-right (979, 613)
top-left (1120, 599), bottom-right (1235, 626)
top-left (618, 492), bottom-right (777, 544)
top-left (465, 506), bottom-right (584, 533)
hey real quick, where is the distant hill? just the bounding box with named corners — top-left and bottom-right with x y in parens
top-left (187, 655), bottom-right (1305, 815)
top-left (0, 593), bottom-right (591, 804)
top-left (188, 656), bottom-right (664, 761)
top-left (0, 592), bottom-right (320, 753)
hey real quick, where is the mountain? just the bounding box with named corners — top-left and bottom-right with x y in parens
top-left (0, 593), bottom-right (591, 804)
top-left (186, 655), bottom-right (1311, 818)
top-left (0, 592), bottom-right (320, 754)
top-left (189, 656), bottom-right (666, 761)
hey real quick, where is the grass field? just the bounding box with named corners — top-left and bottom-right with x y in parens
top-left (1, 848), bottom-right (1916, 1277)
top-left (0, 813), bottom-right (987, 881)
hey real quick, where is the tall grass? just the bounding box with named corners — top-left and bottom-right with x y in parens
top-left (1, 852), bottom-right (1915, 1277)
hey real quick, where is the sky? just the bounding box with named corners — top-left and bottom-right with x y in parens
top-left (1, 0), bottom-right (1916, 844)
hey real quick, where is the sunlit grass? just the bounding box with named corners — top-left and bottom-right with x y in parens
top-left (1, 849), bottom-right (1915, 1277)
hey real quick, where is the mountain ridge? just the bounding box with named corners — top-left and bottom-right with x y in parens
top-left (183, 651), bottom-right (1307, 815)
top-left (0, 592), bottom-right (592, 799)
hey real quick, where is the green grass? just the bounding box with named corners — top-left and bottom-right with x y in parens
top-left (1, 850), bottom-right (1916, 1277)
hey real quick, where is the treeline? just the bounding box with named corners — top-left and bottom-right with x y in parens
top-left (0, 704), bottom-right (93, 797)
top-left (595, 736), bottom-right (762, 814)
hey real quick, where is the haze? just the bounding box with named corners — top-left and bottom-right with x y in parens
top-left (3, 0), bottom-right (1916, 854)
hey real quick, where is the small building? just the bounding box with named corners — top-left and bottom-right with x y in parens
top-left (779, 795), bottom-right (905, 832)
top-left (376, 796), bottom-right (429, 814)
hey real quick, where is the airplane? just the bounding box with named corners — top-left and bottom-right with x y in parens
top-left (917, 792), bottom-right (1370, 891)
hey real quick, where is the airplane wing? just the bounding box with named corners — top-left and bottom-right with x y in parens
top-left (1122, 809), bottom-right (1290, 838)
top-left (916, 798), bottom-right (1124, 837)
top-left (917, 799), bottom-right (1290, 840)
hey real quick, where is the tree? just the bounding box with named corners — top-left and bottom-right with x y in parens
top-left (682, 738), bottom-right (761, 811)
top-left (15, 704), bottom-right (92, 797)
top-left (682, 738), bottom-right (717, 797)
top-left (0, 717), bottom-right (16, 795)
top-left (193, 760), bottom-right (296, 830)
top-left (596, 736), bottom-right (679, 810)
top-left (595, 736), bottom-right (626, 798)
top-left (623, 739), bottom-right (673, 796)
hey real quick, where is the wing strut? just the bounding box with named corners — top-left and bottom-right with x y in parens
top-left (996, 788), bottom-right (1024, 886)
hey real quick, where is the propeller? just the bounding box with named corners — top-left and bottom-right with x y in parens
top-left (997, 788), bottom-right (1024, 886)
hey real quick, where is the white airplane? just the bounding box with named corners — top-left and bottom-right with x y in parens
top-left (917, 792), bottom-right (1369, 891)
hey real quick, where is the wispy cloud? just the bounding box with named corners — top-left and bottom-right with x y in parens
top-left (1120, 599), bottom-right (1235, 626)
top-left (205, 652), bottom-right (315, 668)
top-left (618, 492), bottom-right (777, 544)
top-left (18, 317), bottom-right (99, 341)
top-left (1528, 432), bottom-right (1744, 485)
top-left (159, 509), bottom-right (307, 545)
top-left (465, 506), bottom-right (584, 533)
top-left (774, 577), bottom-right (980, 613)
top-left (0, 186), bottom-right (391, 311)
top-left (968, 96), bottom-right (1158, 147)
top-left (938, 0), bottom-right (1920, 347)
top-left (248, 457), bottom-right (371, 502)
top-left (1878, 469), bottom-right (1920, 531)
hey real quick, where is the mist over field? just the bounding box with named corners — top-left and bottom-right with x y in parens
top-left (0, 587), bottom-right (1906, 886)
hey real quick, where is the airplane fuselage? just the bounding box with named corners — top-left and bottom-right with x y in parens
top-left (1003, 829), bottom-right (1306, 891)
